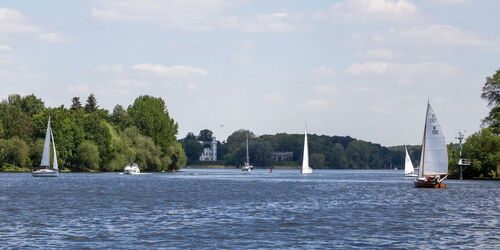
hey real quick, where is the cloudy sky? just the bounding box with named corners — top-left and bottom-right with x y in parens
top-left (1, 0), bottom-right (498, 146)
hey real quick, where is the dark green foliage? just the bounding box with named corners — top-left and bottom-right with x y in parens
top-left (128, 95), bottom-right (178, 147)
top-left (74, 140), bottom-right (100, 171)
top-left (0, 93), bottom-right (186, 172)
top-left (462, 128), bottom-right (500, 179)
top-left (182, 130), bottom-right (403, 169)
top-left (482, 69), bottom-right (500, 134)
top-left (71, 97), bottom-right (82, 110)
top-left (198, 129), bottom-right (213, 142)
top-left (0, 137), bottom-right (30, 168)
top-left (111, 105), bottom-right (133, 130)
top-left (183, 140), bottom-right (203, 164)
top-left (84, 93), bottom-right (98, 113)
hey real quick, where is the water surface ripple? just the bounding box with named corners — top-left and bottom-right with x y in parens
top-left (0, 169), bottom-right (498, 249)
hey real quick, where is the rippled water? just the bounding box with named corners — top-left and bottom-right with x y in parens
top-left (0, 169), bottom-right (498, 249)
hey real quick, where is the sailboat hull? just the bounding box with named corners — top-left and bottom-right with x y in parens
top-left (414, 179), bottom-right (446, 188)
top-left (32, 169), bottom-right (58, 177)
top-left (405, 173), bottom-right (418, 177)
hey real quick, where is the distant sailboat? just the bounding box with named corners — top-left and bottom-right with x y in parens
top-left (414, 102), bottom-right (448, 188)
top-left (301, 125), bottom-right (313, 174)
top-left (32, 117), bottom-right (59, 177)
top-left (404, 146), bottom-right (417, 177)
top-left (241, 133), bottom-right (253, 172)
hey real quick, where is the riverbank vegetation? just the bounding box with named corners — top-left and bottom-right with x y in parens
top-left (181, 129), bottom-right (420, 169)
top-left (0, 94), bottom-right (185, 172)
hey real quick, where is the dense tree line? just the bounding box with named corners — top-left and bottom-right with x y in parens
top-left (0, 94), bottom-right (186, 172)
top-left (181, 129), bottom-right (416, 169)
top-left (449, 68), bottom-right (500, 179)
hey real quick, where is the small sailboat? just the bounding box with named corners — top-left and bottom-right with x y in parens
top-left (404, 146), bottom-right (417, 177)
top-left (301, 125), bottom-right (313, 174)
top-left (241, 133), bottom-right (253, 172)
top-left (32, 117), bottom-right (59, 177)
top-left (124, 163), bottom-right (140, 174)
top-left (414, 102), bottom-right (448, 188)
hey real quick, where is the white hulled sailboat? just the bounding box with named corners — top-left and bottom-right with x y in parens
top-left (301, 126), bottom-right (313, 175)
top-left (414, 102), bottom-right (448, 188)
top-left (32, 117), bottom-right (59, 177)
top-left (404, 146), bottom-right (417, 177)
top-left (241, 133), bottom-right (253, 172)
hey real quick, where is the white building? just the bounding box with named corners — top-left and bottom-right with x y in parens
top-left (199, 137), bottom-right (217, 161)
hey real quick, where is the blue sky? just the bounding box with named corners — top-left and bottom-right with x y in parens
top-left (1, 0), bottom-right (498, 146)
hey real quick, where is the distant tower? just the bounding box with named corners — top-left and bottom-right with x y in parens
top-left (199, 136), bottom-right (217, 161)
top-left (211, 137), bottom-right (217, 161)
top-left (455, 131), bottom-right (470, 180)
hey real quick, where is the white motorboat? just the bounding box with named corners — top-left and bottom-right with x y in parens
top-left (124, 163), bottom-right (140, 174)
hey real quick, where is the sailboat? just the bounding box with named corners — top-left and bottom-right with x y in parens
top-left (241, 133), bottom-right (253, 172)
top-left (414, 102), bottom-right (448, 188)
top-left (404, 146), bottom-right (417, 177)
top-left (32, 117), bottom-right (59, 177)
top-left (301, 125), bottom-right (313, 174)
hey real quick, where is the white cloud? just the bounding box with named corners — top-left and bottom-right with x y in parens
top-left (111, 79), bottom-right (147, 88)
top-left (0, 8), bottom-right (69, 44)
top-left (362, 48), bottom-right (396, 60)
top-left (0, 44), bottom-right (12, 52)
top-left (426, 0), bottom-right (470, 4)
top-left (89, 0), bottom-right (237, 30)
top-left (132, 63), bottom-right (208, 78)
top-left (39, 32), bottom-right (71, 43)
top-left (312, 66), bottom-right (335, 76)
top-left (364, 25), bottom-right (496, 47)
top-left (264, 92), bottom-right (285, 103)
top-left (272, 12), bottom-right (288, 18)
top-left (315, 0), bottom-right (418, 22)
top-left (0, 7), bottom-right (39, 34)
top-left (216, 12), bottom-right (303, 33)
top-left (302, 99), bottom-right (330, 109)
top-left (90, 0), bottom-right (302, 33)
top-left (314, 84), bottom-right (337, 93)
top-left (96, 64), bottom-right (125, 73)
top-left (346, 62), bottom-right (459, 76)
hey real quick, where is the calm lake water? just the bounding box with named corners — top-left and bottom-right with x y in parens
top-left (0, 169), bottom-right (498, 249)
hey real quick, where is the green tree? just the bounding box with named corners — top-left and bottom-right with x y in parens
top-left (198, 129), bottom-right (213, 142)
top-left (331, 143), bottom-right (348, 168)
top-left (183, 140), bottom-right (203, 164)
top-left (481, 69), bottom-right (500, 134)
top-left (250, 141), bottom-right (273, 166)
top-left (0, 103), bottom-right (34, 142)
top-left (128, 95), bottom-right (178, 148)
top-left (463, 128), bottom-right (500, 179)
top-left (111, 104), bottom-right (132, 129)
top-left (310, 153), bottom-right (326, 168)
top-left (74, 140), bottom-right (100, 171)
top-left (71, 97), bottom-right (82, 110)
top-left (0, 137), bottom-right (30, 168)
top-left (85, 93), bottom-right (98, 112)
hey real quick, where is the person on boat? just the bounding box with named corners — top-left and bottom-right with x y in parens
top-left (434, 176), bottom-right (440, 184)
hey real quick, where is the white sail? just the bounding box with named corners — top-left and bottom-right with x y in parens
top-left (40, 117), bottom-right (52, 167)
top-left (51, 127), bottom-right (58, 170)
top-left (301, 126), bottom-right (312, 174)
top-left (404, 146), bottom-right (415, 174)
top-left (419, 103), bottom-right (448, 176)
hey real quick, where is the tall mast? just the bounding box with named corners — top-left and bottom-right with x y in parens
top-left (418, 102), bottom-right (430, 178)
top-left (246, 132), bottom-right (249, 165)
